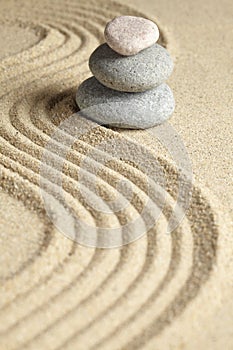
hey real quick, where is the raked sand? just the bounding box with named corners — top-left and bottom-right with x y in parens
top-left (0, 0), bottom-right (232, 349)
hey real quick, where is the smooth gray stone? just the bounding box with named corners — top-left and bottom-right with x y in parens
top-left (89, 43), bottom-right (173, 92)
top-left (76, 77), bottom-right (175, 129)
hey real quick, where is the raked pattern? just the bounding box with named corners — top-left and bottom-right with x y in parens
top-left (0, 0), bottom-right (230, 350)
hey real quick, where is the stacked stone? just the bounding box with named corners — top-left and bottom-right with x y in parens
top-left (76, 16), bottom-right (175, 129)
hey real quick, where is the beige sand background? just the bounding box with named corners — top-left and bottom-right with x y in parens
top-left (0, 0), bottom-right (232, 349)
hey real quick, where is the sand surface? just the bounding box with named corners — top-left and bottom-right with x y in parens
top-left (0, 0), bottom-right (232, 349)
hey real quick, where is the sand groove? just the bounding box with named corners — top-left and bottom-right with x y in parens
top-left (0, 0), bottom-right (228, 349)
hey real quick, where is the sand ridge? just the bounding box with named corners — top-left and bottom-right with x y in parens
top-left (0, 0), bottom-right (232, 349)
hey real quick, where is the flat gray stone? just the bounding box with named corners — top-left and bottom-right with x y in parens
top-left (104, 16), bottom-right (159, 56)
top-left (89, 43), bottom-right (173, 92)
top-left (76, 77), bottom-right (175, 129)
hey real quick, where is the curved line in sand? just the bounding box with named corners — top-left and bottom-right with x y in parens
top-left (0, 1), bottom-right (223, 349)
top-left (0, 139), bottom-right (218, 348)
top-left (0, 162), bottom-right (186, 348)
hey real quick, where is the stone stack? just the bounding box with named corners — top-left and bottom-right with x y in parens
top-left (76, 16), bottom-right (175, 129)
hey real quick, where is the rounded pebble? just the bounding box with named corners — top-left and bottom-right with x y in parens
top-left (104, 15), bottom-right (159, 56)
top-left (89, 43), bottom-right (173, 92)
top-left (76, 77), bottom-right (175, 129)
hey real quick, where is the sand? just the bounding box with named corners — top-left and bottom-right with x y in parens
top-left (0, 0), bottom-right (232, 349)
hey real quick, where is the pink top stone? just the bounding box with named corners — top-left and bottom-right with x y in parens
top-left (104, 16), bottom-right (159, 56)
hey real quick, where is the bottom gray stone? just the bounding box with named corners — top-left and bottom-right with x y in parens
top-left (76, 77), bottom-right (175, 129)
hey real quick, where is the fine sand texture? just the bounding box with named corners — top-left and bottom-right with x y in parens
top-left (0, 0), bottom-right (233, 349)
